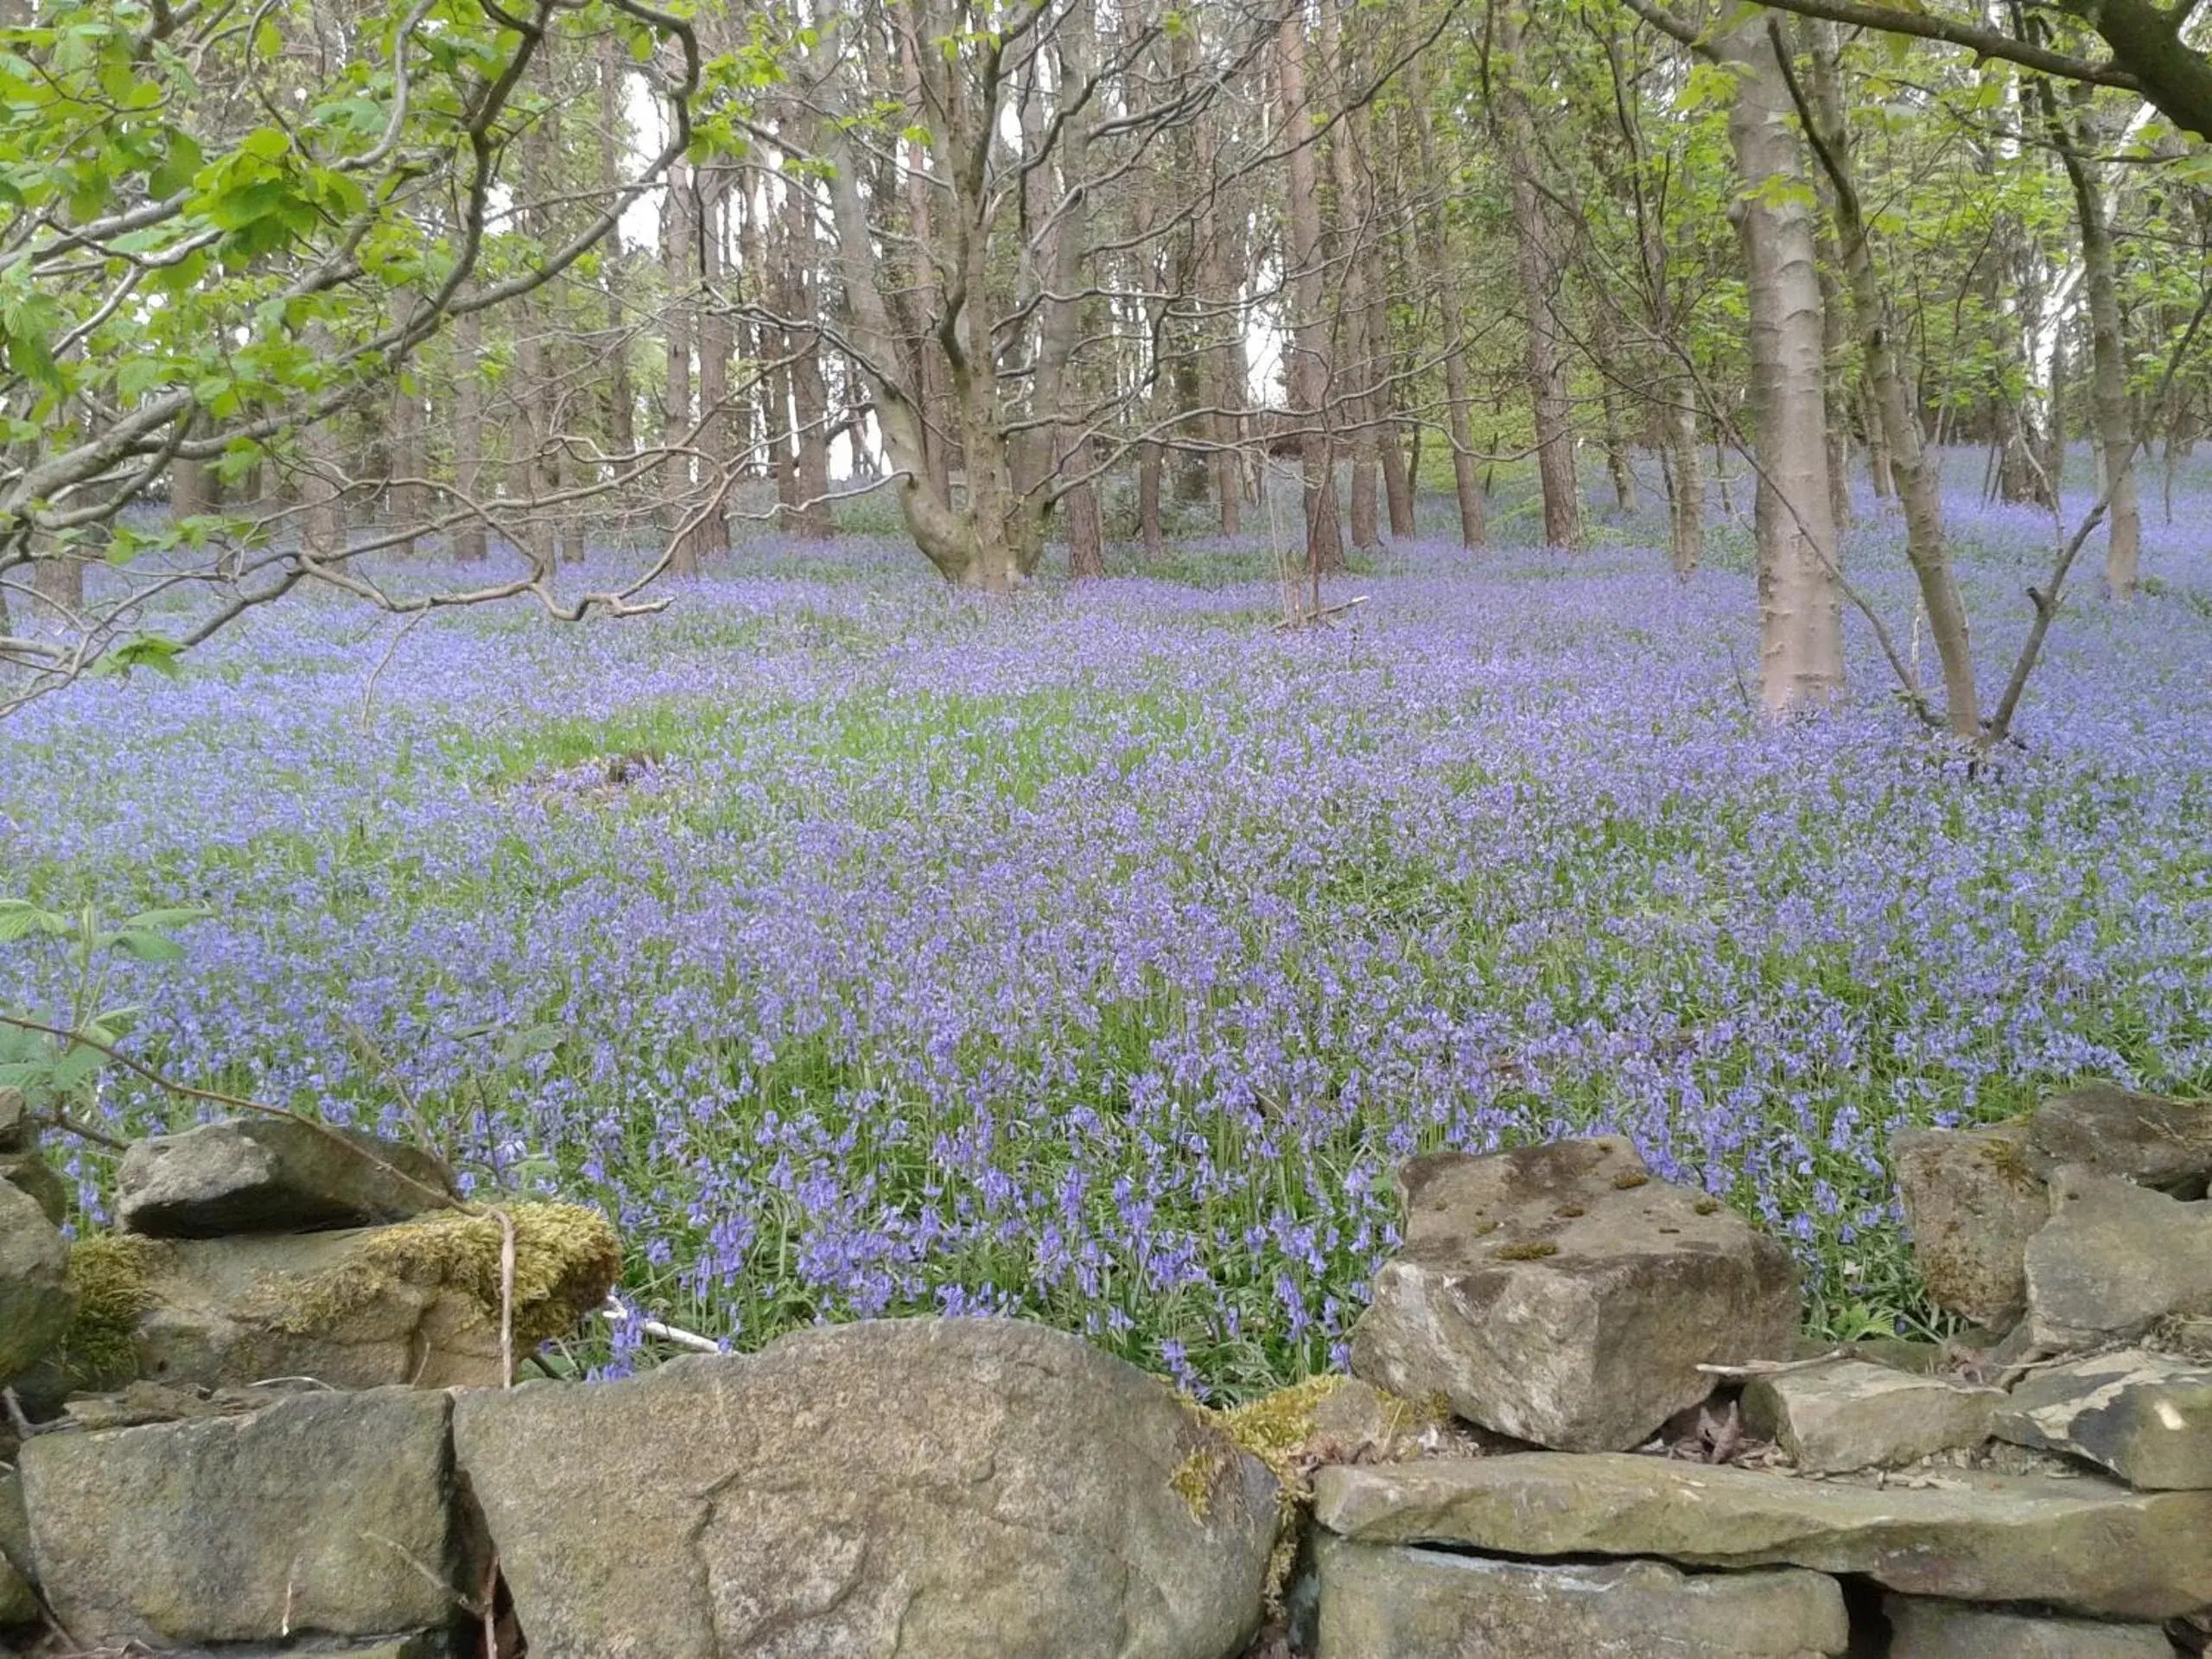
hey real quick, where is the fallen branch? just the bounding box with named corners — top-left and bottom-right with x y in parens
top-left (602, 1294), bottom-right (720, 1353)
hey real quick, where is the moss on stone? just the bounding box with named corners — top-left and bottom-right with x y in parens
top-left (1495, 1240), bottom-right (1560, 1262)
top-left (260, 1202), bottom-right (620, 1347)
top-left (54, 1233), bottom-right (168, 1387)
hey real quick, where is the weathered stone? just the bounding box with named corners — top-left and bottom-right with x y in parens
top-left (454, 1318), bottom-right (1276, 1659)
top-left (0, 1462), bottom-right (32, 1630)
top-left (2024, 1166), bottom-right (2212, 1349)
top-left (0, 1144), bottom-right (67, 1225)
top-left (1993, 1347), bottom-right (2212, 1490)
top-left (2030, 1082), bottom-right (2212, 1194)
top-left (0, 1177), bottom-right (72, 1381)
top-left (1347, 1138), bottom-right (1801, 1452)
top-left (1315, 1535), bottom-right (1849, 1657)
top-left (0, 1086), bottom-right (27, 1152)
top-left (20, 1385), bottom-right (478, 1646)
top-left (60, 1203), bottom-right (617, 1393)
top-left (1312, 1452), bottom-right (2212, 1619)
top-left (0, 1554), bottom-right (34, 1629)
top-left (106, 1636), bottom-right (464, 1659)
top-left (1885, 1595), bottom-right (2172, 1656)
top-left (1742, 1360), bottom-right (1999, 1473)
top-left (1893, 1124), bottom-right (2048, 1329)
top-left (118, 1116), bottom-right (459, 1237)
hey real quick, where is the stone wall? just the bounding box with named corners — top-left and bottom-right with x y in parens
top-left (3, 1084), bottom-right (2210, 1657)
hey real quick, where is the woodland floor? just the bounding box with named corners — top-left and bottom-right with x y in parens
top-left (3, 448), bottom-right (2209, 1395)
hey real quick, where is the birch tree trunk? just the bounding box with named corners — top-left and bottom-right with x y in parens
top-left (1722, 16), bottom-right (1843, 712)
top-left (2053, 105), bottom-right (2140, 596)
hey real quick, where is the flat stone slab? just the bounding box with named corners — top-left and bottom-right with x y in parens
top-left (1348, 1138), bottom-right (1801, 1451)
top-left (20, 1385), bottom-right (476, 1647)
top-left (1311, 1452), bottom-right (2212, 1620)
top-left (118, 1116), bottom-right (458, 1237)
top-left (2030, 1082), bottom-right (2212, 1194)
top-left (2024, 1167), bottom-right (2212, 1349)
top-left (1893, 1125), bottom-right (2047, 1329)
top-left (1743, 1360), bottom-right (1999, 1473)
top-left (1885, 1595), bottom-right (2172, 1656)
top-left (454, 1318), bottom-right (1275, 1659)
top-left (1315, 1535), bottom-right (1848, 1657)
top-left (1993, 1347), bottom-right (2212, 1490)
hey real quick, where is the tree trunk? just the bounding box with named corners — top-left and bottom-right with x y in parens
top-left (1722, 16), bottom-right (1844, 713)
top-left (694, 173), bottom-right (734, 561)
top-left (386, 319), bottom-right (424, 558)
top-left (2054, 105), bottom-right (2139, 596)
top-left (1498, 12), bottom-right (1581, 550)
top-left (662, 158), bottom-right (699, 576)
top-left (1408, 66), bottom-right (1484, 547)
top-left (1803, 21), bottom-right (1979, 738)
top-left (1279, 5), bottom-right (1344, 575)
top-left (300, 326), bottom-right (346, 560)
top-left (597, 35), bottom-right (637, 476)
top-left (451, 309), bottom-right (488, 562)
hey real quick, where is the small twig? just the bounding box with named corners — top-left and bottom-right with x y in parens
top-left (1272, 594), bottom-right (1370, 632)
top-left (358, 610), bottom-right (428, 733)
top-left (35, 1108), bottom-right (127, 1149)
top-left (601, 1294), bottom-right (720, 1354)
top-left (1695, 1348), bottom-right (1852, 1378)
top-left (496, 1207), bottom-right (517, 1389)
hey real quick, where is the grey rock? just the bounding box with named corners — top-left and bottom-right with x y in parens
top-left (2030, 1082), bottom-right (2212, 1194)
top-left (20, 1385), bottom-right (479, 1647)
top-left (118, 1116), bottom-right (457, 1237)
top-left (454, 1317), bottom-right (1276, 1659)
top-left (97, 1218), bottom-right (605, 1393)
top-left (1, 1145), bottom-right (67, 1225)
top-left (2023, 1166), bottom-right (2212, 1349)
top-left (1314, 1535), bottom-right (1849, 1657)
top-left (0, 1465), bottom-right (29, 1587)
top-left (1312, 1452), bottom-right (2212, 1620)
top-left (1742, 1360), bottom-right (2000, 1473)
top-left (0, 1087), bottom-right (27, 1152)
top-left (1893, 1124), bottom-right (2048, 1329)
top-left (98, 1636), bottom-right (464, 1659)
top-left (1885, 1595), bottom-right (2172, 1656)
top-left (0, 1553), bottom-right (33, 1629)
top-left (1346, 1138), bottom-right (1801, 1452)
top-left (0, 1177), bottom-right (72, 1381)
top-left (1993, 1346), bottom-right (2212, 1490)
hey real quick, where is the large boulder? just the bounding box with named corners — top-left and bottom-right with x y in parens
top-left (2029, 1083), bottom-right (2212, 1195)
top-left (1992, 1347), bottom-right (2212, 1490)
top-left (19, 1385), bottom-right (482, 1647)
top-left (2023, 1166), bottom-right (2212, 1349)
top-left (1892, 1124), bottom-right (2047, 1330)
top-left (1346, 1139), bottom-right (1801, 1452)
top-left (454, 1318), bottom-right (1277, 1659)
top-left (1314, 1535), bottom-right (1849, 1658)
top-left (0, 1176), bottom-right (73, 1381)
top-left (118, 1116), bottom-right (459, 1236)
top-left (0, 1087), bottom-right (26, 1152)
top-left (1884, 1596), bottom-right (2172, 1657)
top-left (34, 1204), bottom-right (618, 1396)
top-left (1312, 1452), bottom-right (2212, 1620)
top-left (1741, 1360), bottom-right (1999, 1473)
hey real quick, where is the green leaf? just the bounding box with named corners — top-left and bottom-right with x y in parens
top-left (52, 1039), bottom-right (108, 1091)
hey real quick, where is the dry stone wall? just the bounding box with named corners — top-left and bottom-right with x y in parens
top-left (2, 1083), bottom-right (2210, 1657)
